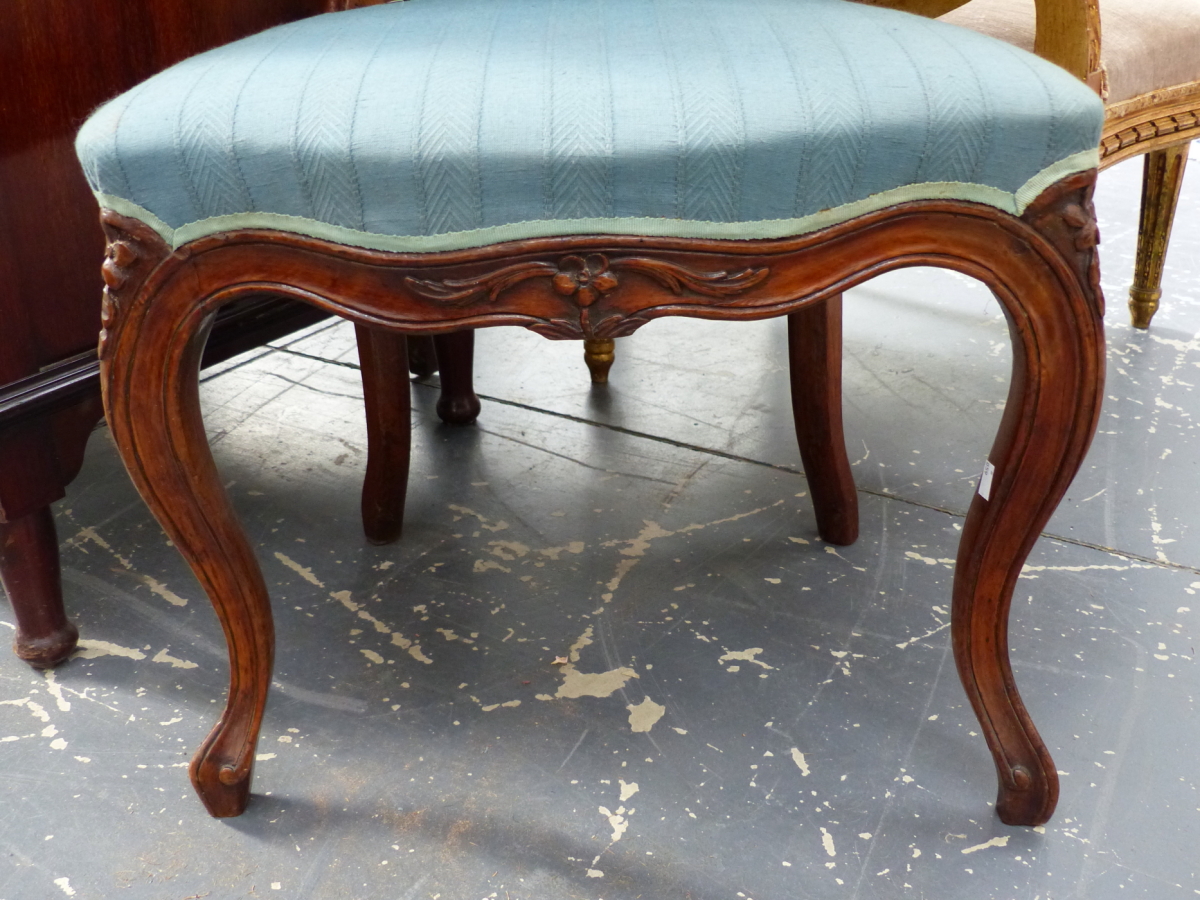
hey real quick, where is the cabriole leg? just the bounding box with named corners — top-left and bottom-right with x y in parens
top-left (953, 175), bottom-right (1106, 825)
top-left (405, 335), bottom-right (438, 376)
top-left (99, 215), bottom-right (275, 817)
top-left (787, 296), bottom-right (858, 545)
top-left (104, 306), bottom-right (274, 817)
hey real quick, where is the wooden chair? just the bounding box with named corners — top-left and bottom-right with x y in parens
top-left (78, 0), bottom-right (1106, 825)
top-left (939, 0), bottom-right (1199, 327)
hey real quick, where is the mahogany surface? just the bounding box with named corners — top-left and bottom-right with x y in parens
top-left (97, 171), bottom-right (1105, 827)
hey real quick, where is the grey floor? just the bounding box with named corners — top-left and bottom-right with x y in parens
top-left (3, 151), bottom-right (1199, 900)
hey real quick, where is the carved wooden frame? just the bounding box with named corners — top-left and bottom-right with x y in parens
top-left (1100, 80), bottom-right (1200, 166)
top-left (97, 171), bottom-right (1105, 827)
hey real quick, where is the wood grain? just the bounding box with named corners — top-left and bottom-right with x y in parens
top-left (788, 296), bottom-right (859, 547)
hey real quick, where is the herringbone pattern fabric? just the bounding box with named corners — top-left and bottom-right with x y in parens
top-left (76, 0), bottom-right (1104, 252)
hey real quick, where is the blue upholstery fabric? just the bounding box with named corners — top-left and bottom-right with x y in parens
top-left (76, 0), bottom-right (1104, 252)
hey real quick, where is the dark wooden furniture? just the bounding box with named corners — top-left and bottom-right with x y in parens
top-left (0, 0), bottom-right (332, 668)
top-left (0, 0), bottom-right (474, 667)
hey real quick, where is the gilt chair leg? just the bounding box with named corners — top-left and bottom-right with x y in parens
top-left (433, 331), bottom-right (481, 425)
top-left (0, 507), bottom-right (78, 668)
top-left (405, 335), bottom-right (438, 376)
top-left (583, 337), bottom-right (616, 384)
top-left (1129, 142), bottom-right (1190, 328)
top-left (356, 325), bottom-right (413, 545)
top-left (787, 296), bottom-right (858, 546)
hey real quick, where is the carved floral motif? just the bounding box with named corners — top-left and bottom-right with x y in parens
top-left (99, 239), bottom-right (140, 361)
top-left (96, 211), bottom-right (170, 362)
top-left (551, 255), bottom-right (618, 306)
top-left (1061, 201), bottom-right (1099, 251)
top-left (404, 253), bottom-right (769, 308)
top-left (1021, 173), bottom-right (1103, 318)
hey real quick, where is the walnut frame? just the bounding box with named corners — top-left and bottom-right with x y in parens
top-left (97, 171), bottom-right (1105, 827)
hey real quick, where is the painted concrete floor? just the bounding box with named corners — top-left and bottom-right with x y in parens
top-left (3, 152), bottom-right (1199, 900)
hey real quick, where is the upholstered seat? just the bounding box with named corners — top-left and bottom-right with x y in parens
top-left (943, 0), bottom-right (1200, 104)
top-left (77, 0), bottom-right (1101, 254)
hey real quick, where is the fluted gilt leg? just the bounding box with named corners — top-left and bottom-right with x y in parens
top-left (1129, 142), bottom-right (1190, 328)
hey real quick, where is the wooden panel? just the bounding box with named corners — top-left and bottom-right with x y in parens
top-left (0, 0), bottom-right (330, 375)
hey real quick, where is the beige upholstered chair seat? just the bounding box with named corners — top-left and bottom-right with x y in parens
top-left (942, 0), bottom-right (1200, 104)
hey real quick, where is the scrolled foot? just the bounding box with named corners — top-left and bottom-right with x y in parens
top-left (190, 738), bottom-right (254, 818)
top-left (994, 763), bottom-right (1057, 827)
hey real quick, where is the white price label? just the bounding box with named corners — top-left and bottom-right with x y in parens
top-left (977, 460), bottom-right (995, 501)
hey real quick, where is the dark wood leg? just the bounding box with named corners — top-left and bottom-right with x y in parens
top-left (1129, 142), bottom-right (1190, 328)
top-left (583, 337), bottom-right (616, 384)
top-left (100, 216), bottom-right (273, 817)
top-left (952, 174), bottom-right (1106, 826)
top-left (355, 324), bottom-right (412, 545)
top-left (787, 296), bottom-right (858, 545)
top-left (405, 335), bottom-right (438, 377)
top-left (106, 306), bottom-right (273, 817)
top-left (433, 331), bottom-right (481, 425)
top-left (0, 507), bottom-right (78, 668)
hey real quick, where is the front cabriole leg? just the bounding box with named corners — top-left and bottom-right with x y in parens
top-left (98, 211), bottom-right (275, 817)
top-left (951, 172), bottom-right (1105, 825)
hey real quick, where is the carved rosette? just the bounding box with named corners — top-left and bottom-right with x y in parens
top-left (1020, 172), bottom-right (1104, 318)
top-left (97, 211), bottom-right (171, 362)
top-left (404, 252), bottom-right (770, 337)
top-left (551, 254), bottom-right (618, 306)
